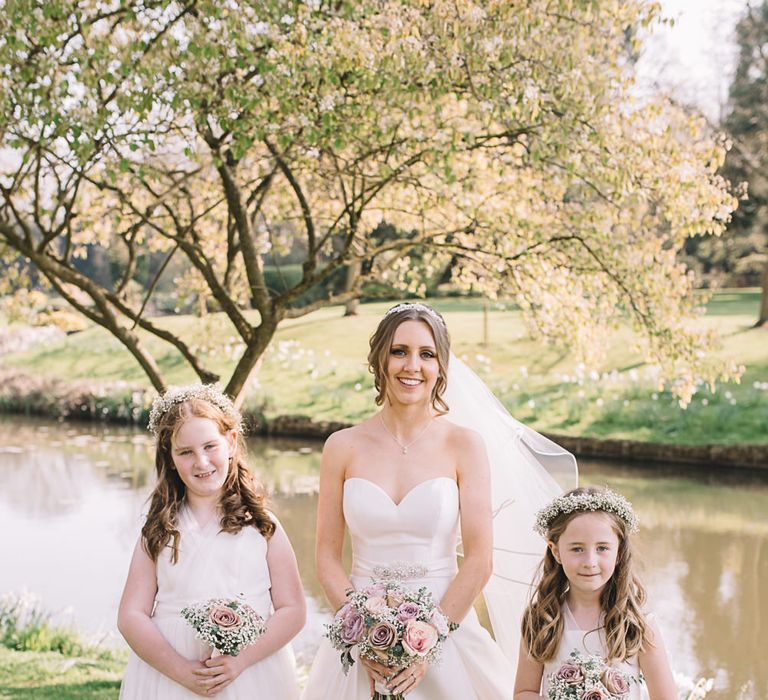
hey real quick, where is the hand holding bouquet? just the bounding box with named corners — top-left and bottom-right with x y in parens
top-left (325, 579), bottom-right (451, 698)
top-left (547, 650), bottom-right (636, 700)
top-left (181, 597), bottom-right (265, 657)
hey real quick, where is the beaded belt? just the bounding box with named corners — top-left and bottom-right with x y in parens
top-left (352, 554), bottom-right (457, 581)
top-left (372, 561), bottom-right (429, 580)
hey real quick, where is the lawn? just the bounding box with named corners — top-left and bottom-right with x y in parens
top-left (0, 648), bottom-right (122, 700)
top-left (3, 289), bottom-right (767, 445)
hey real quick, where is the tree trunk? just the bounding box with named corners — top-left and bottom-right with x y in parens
top-left (343, 261), bottom-right (361, 316)
top-left (757, 261), bottom-right (768, 327)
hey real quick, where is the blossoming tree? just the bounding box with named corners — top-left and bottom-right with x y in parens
top-left (0, 0), bottom-right (741, 404)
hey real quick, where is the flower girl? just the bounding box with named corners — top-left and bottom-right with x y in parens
top-left (514, 486), bottom-right (677, 700)
top-left (118, 384), bottom-right (305, 698)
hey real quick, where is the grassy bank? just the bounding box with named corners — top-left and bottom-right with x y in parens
top-left (2, 290), bottom-right (766, 445)
top-left (0, 648), bottom-right (122, 700)
top-left (0, 593), bottom-right (123, 700)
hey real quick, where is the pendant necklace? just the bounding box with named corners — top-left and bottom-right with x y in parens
top-left (380, 413), bottom-right (433, 455)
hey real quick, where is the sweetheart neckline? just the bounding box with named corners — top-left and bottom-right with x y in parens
top-left (344, 476), bottom-right (457, 508)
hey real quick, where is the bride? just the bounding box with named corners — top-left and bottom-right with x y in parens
top-left (301, 303), bottom-right (576, 699)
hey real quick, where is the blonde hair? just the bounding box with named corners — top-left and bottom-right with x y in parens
top-left (142, 398), bottom-right (275, 564)
top-left (521, 486), bottom-right (649, 662)
top-left (367, 304), bottom-right (451, 413)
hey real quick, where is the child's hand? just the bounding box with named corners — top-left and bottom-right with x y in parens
top-left (175, 659), bottom-right (212, 696)
top-left (194, 654), bottom-right (246, 695)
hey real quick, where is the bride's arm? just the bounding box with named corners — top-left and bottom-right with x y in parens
top-left (438, 427), bottom-right (493, 624)
top-left (315, 430), bottom-right (355, 611)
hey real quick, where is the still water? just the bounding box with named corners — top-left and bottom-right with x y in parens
top-left (0, 416), bottom-right (765, 699)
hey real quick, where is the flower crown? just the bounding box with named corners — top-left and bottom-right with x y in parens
top-left (147, 383), bottom-right (241, 436)
top-left (384, 302), bottom-right (445, 327)
top-left (534, 488), bottom-right (639, 536)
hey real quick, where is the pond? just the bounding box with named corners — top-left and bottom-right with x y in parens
top-left (0, 416), bottom-right (765, 700)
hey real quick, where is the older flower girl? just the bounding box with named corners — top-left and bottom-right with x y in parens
top-left (118, 384), bottom-right (305, 698)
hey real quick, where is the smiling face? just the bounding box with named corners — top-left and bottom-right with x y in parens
top-left (549, 512), bottom-right (620, 597)
top-left (384, 320), bottom-right (439, 407)
top-left (170, 415), bottom-right (236, 503)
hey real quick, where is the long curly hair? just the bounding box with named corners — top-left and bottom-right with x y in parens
top-left (141, 398), bottom-right (275, 564)
top-left (521, 486), bottom-right (649, 663)
top-left (368, 304), bottom-right (451, 414)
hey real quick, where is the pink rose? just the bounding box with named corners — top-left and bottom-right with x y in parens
top-left (580, 690), bottom-right (607, 700)
top-left (555, 662), bottom-right (584, 685)
top-left (363, 583), bottom-right (387, 597)
top-left (208, 605), bottom-right (241, 629)
top-left (364, 596), bottom-right (388, 615)
top-left (340, 609), bottom-right (365, 645)
top-left (386, 589), bottom-right (405, 608)
top-left (368, 621), bottom-right (398, 660)
top-left (602, 668), bottom-right (630, 696)
top-left (396, 602), bottom-right (420, 623)
top-left (429, 609), bottom-right (449, 637)
top-left (335, 602), bottom-right (353, 621)
top-left (402, 620), bottom-right (438, 656)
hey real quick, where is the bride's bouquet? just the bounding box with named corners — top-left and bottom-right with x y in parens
top-left (181, 596), bottom-right (265, 656)
top-left (547, 650), bottom-right (636, 699)
top-left (325, 579), bottom-right (450, 698)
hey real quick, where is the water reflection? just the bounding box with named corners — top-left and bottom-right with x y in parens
top-left (0, 416), bottom-right (765, 699)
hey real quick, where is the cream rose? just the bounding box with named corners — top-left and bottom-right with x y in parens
top-left (429, 609), bottom-right (449, 637)
top-left (364, 596), bottom-right (388, 615)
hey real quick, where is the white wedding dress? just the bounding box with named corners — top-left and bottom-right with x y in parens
top-left (301, 476), bottom-right (514, 700)
top-left (120, 507), bottom-right (299, 699)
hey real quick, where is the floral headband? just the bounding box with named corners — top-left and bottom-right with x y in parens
top-left (384, 302), bottom-right (445, 327)
top-left (534, 489), bottom-right (639, 537)
top-left (147, 383), bottom-right (241, 436)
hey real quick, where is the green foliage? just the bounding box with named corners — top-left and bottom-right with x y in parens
top-left (686, 2), bottom-right (768, 291)
top-left (0, 593), bottom-right (113, 660)
top-left (0, 0), bottom-right (743, 403)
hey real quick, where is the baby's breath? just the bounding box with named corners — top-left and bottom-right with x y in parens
top-left (534, 489), bottom-right (639, 537)
top-left (148, 383), bottom-right (240, 436)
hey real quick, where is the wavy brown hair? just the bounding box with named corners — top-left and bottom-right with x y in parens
top-left (521, 486), bottom-right (649, 663)
top-left (142, 398), bottom-right (275, 564)
top-left (368, 304), bottom-right (451, 414)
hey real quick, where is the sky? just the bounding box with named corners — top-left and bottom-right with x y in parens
top-left (635, 0), bottom-right (751, 122)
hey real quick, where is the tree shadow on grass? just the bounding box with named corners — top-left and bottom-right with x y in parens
top-left (0, 680), bottom-right (120, 700)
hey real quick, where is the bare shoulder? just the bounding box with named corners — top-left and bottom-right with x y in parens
top-left (442, 420), bottom-right (487, 454)
top-left (321, 420), bottom-right (376, 476)
top-left (324, 420), bottom-right (376, 452)
top-left (440, 419), bottom-right (489, 478)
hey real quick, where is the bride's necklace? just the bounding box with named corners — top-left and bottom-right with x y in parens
top-left (379, 413), bottom-right (433, 455)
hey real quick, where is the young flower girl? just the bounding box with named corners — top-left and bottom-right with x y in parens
top-left (514, 486), bottom-right (677, 700)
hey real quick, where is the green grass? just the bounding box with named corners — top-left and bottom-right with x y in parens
top-left (3, 290), bottom-right (767, 445)
top-left (0, 648), bottom-right (123, 699)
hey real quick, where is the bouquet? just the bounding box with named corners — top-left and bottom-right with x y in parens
top-left (181, 597), bottom-right (265, 657)
top-left (547, 650), bottom-right (636, 699)
top-left (325, 579), bottom-right (450, 699)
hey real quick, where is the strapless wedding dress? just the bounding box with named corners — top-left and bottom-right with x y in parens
top-left (301, 476), bottom-right (514, 699)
